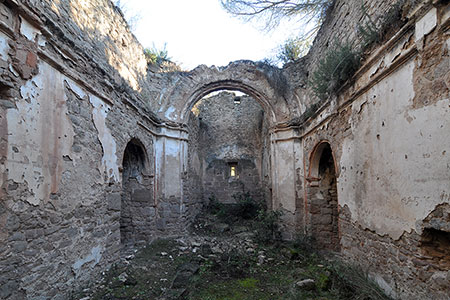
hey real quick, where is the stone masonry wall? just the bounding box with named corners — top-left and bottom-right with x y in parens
top-left (289, 1), bottom-right (450, 298)
top-left (121, 139), bottom-right (155, 245)
top-left (0, 57), bottom-right (158, 299)
top-left (14, 0), bottom-right (176, 114)
top-left (1, 0), bottom-right (449, 299)
top-left (0, 0), bottom-right (192, 298)
top-left (284, 0), bottom-right (405, 110)
top-left (194, 92), bottom-right (266, 204)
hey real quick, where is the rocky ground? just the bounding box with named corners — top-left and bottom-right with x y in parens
top-left (73, 204), bottom-right (392, 300)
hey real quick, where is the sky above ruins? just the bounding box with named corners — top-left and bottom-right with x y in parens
top-left (117, 0), bottom-right (301, 70)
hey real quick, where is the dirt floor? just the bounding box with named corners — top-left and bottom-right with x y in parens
top-left (73, 202), bottom-right (392, 300)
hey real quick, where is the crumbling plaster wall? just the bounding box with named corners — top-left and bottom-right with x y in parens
top-left (184, 112), bottom-right (204, 220)
top-left (285, 1), bottom-right (450, 299)
top-left (0, 0), bottom-right (302, 297)
top-left (1, 0), bottom-right (448, 298)
top-left (257, 4), bottom-right (385, 229)
top-left (0, 0), bottom-right (199, 298)
top-left (17, 0), bottom-right (153, 96)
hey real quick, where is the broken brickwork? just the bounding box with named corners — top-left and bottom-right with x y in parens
top-left (0, 0), bottom-right (448, 299)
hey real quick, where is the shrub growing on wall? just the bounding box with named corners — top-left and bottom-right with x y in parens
top-left (277, 37), bottom-right (311, 64)
top-left (309, 0), bottom-right (405, 101)
top-left (143, 44), bottom-right (170, 66)
top-left (310, 41), bottom-right (361, 100)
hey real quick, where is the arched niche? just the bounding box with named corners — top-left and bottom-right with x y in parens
top-left (307, 141), bottom-right (340, 251)
top-left (121, 138), bottom-right (153, 245)
top-left (122, 139), bottom-right (147, 182)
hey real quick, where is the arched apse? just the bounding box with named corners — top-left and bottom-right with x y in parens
top-left (186, 89), bottom-right (273, 210)
top-left (121, 138), bottom-right (154, 245)
top-left (307, 141), bottom-right (340, 251)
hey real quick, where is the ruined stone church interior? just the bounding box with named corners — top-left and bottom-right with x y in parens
top-left (0, 0), bottom-right (449, 299)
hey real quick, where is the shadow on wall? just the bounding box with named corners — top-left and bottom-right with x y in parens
top-left (420, 203), bottom-right (450, 270)
top-left (121, 139), bottom-right (154, 245)
top-left (33, 0), bottom-right (179, 115)
top-left (189, 91), bottom-right (270, 205)
top-left (307, 142), bottom-right (340, 251)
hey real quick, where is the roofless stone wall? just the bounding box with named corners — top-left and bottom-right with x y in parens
top-left (0, 0), bottom-right (448, 299)
top-left (0, 0), bottom-right (193, 298)
top-left (278, 1), bottom-right (450, 299)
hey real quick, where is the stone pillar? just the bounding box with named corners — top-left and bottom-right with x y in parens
top-left (154, 126), bottom-right (189, 230)
top-left (270, 128), bottom-right (305, 238)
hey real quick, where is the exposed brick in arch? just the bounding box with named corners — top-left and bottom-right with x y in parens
top-left (307, 141), bottom-right (340, 251)
top-left (121, 138), bottom-right (154, 245)
top-left (180, 80), bottom-right (277, 125)
top-left (159, 61), bottom-right (299, 127)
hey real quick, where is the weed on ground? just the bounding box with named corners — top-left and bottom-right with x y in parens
top-left (76, 195), bottom-right (392, 300)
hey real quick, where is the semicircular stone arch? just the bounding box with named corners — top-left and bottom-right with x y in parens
top-left (158, 61), bottom-right (299, 127)
top-left (181, 80), bottom-right (278, 124)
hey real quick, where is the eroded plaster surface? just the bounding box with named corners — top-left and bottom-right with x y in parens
top-left (0, 32), bottom-right (10, 59)
top-left (163, 138), bottom-right (182, 198)
top-left (6, 62), bottom-right (74, 205)
top-left (19, 16), bottom-right (40, 41)
top-left (154, 127), bottom-right (188, 201)
top-left (1, 1), bottom-right (448, 299)
top-left (65, 78), bottom-right (88, 100)
top-left (72, 246), bottom-right (104, 276)
top-left (339, 59), bottom-right (450, 239)
top-left (273, 139), bottom-right (296, 213)
top-left (415, 7), bottom-right (437, 41)
top-left (89, 95), bottom-right (120, 182)
top-left (164, 106), bottom-right (177, 120)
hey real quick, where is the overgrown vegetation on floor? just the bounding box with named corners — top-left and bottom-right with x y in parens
top-left (75, 194), bottom-right (392, 300)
